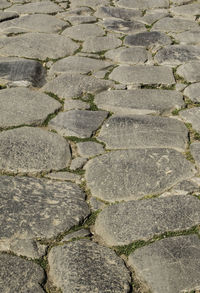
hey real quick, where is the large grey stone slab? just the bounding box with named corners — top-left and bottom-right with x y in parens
top-left (62, 24), bottom-right (104, 41)
top-left (77, 141), bottom-right (104, 158)
top-left (45, 171), bottom-right (82, 184)
top-left (82, 35), bottom-right (122, 53)
top-left (191, 142), bottom-right (200, 170)
top-left (0, 176), bottom-right (89, 256)
top-left (109, 65), bottom-right (175, 85)
top-left (170, 3), bottom-right (200, 17)
top-left (64, 99), bottom-right (90, 111)
top-left (172, 30), bottom-right (200, 45)
top-left (153, 17), bottom-right (198, 32)
top-left (180, 108), bottom-right (200, 133)
top-left (95, 195), bottom-right (200, 246)
top-left (85, 149), bottom-right (195, 202)
top-left (0, 57), bottom-right (46, 87)
top-left (105, 47), bottom-right (148, 65)
top-left (128, 235), bottom-right (200, 293)
top-left (95, 6), bottom-right (142, 20)
top-left (98, 115), bottom-right (188, 151)
top-left (0, 254), bottom-right (44, 293)
top-left (43, 73), bottom-right (113, 100)
top-left (48, 239), bottom-right (131, 293)
top-left (0, 0), bottom-right (10, 9)
top-left (70, 0), bottom-right (109, 9)
top-left (0, 127), bottom-right (71, 174)
top-left (63, 15), bottom-right (97, 25)
top-left (70, 157), bottom-right (87, 170)
top-left (49, 110), bottom-right (108, 138)
top-left (101, 18), bottom-right (145, 34)
top-left (176, 62), bottom-right (200, 83)
top-left (6, 1), bottom-right (62, 14)
top-left (0, 11), bottom-right (18, 22)
top-left (155, 45), bottom-right (200, 66)
top-left (0, 33), bottom-right (79, 60)
top-left (184, 83), bottom-right (200, 103)
top-left (115, 0), bottom-right (169, 9)
top-left (0, 87), bottom-right (61, 128)
top-left (94, 89), bottom-right (184, 115)
top-left (137, 9), bottom-right (169, 25)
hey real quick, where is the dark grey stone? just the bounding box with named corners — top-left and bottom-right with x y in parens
top-left (101, 18), bottom-right (145, 34)
top-left (95, 6), bottom-right (142, 20)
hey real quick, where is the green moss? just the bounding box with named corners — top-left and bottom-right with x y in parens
top-left (185, 150), bottom-right (195, 164)
top-left (172, 108), bottom-right (181, 115)
top-left (34, 256), bottom-right (48, 270)
top-left (44, 92), bottom-right (64, 105)
top-left (0, 84), bottom-right (7, 90)
top-left (83, 210), bottom-right (101, 227)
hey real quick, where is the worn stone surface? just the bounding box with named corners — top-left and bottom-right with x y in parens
top-left (0, 253), bottom-right (45, 293)
top-left (128, 235), bottom-right (200, 293)
top-left (64, 99), bottom-right (90, 111)
top-left (191, 142), bottom-right (200, 170)
top-left (105, 47), bottom-right (148, 65)
top-left (180, 108), bottom-right (200, 133)
top-left (0, 11), bottom-right (18, 22)
top-left (70, 0), bottom-right (109, 9)
top-left (0, 0), bottom-right (10, 9)
top-left (62, 229), bottom-right (90, 242)
top-left (64, 15), bottom-right (97, 25)
top-left (6, 1), bottom-right (62, 14)
top-left (153, 17), bottom-right (198, 32)
top-left (172, 30), bottom-right (200, 45)
top-left (49, 110), bottom-right (108, 138)
top-left (85, 149), bottom-right (195, 202)
top-left (95, 6), bottom-right (142, 20)
top-left (184, 83), bottom-right (200, 103)
top-left (176, 62), bottom-right (200, 83)
top-left (101, 18), bottom-right (145, 34)
top-left (77, 141), bottom-right (104, 158)
top-left (0, 127), bottom-right (71, 174)
top-left (98, 115), bottom-right (188, 151)
top-left (95, 195), bottom-right (200, 245)
top-left (109, 65), bottom-right (175, 85)
top-left (45, 171), bottom-right (82, 184)
top-left (70, 157), bottom-right (88, 170)
top-left (137, 9), bottom-right (169, 25)
top-left (170, 3), bottom-right (200, 17)
top-left (115, 0), bottom-right (169, 9)
top-left (0, 87), bottom-right (61, 128)
top-left (94, 89), bottom-right (184, 115)
top-left (0, 33), bottom-right (79, 60)
top-left (48, 239), bottom-right (131, 293)
top-left (82, 35), bottom-right (122, 53)
top-left (62, 23), bottom-right (104, 40)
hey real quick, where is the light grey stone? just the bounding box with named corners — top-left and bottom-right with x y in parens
top-left (170, 3), bottom-right (200, 18)
top-left (105, 47), bottom-right (148, 64)
top-left (109, 65), bottom-right (175, 85)
top-left (77, 141), bottom-right (104, 158)
top-left (0, 88), bottom-right (61, 128)
top-left (180, 108), bottom-right (200, 133)
top-left (94, 195), bottom-right (200, 245)
top-left (184, 83), bottom-right (200, 103)
top-left (98, 115), bottom-right (188, 151)
top-left (89, 197), bottom-right (107, 211)
top-left (49, 110), bottom-right (108, 138)
top-left (0, 127), bottom-right (71, 174)
top-left (137, 9), bottom-right (169, 25)
top-left (82, 35), bottom-right (122, 53)
top-left (171, 0), bottom-right (191, 5)
top-left (43, 73), bottom-right (113, 100)
top-left (0, 254), bottom-right (45, 293)
top-left (48, 239), bottom-right (131, 293)
top-left (70, 0), bottom-right (109, 9)
top-left (95, 6), bottom-right (142, 20)
top-left (9, 239), bottom-right (46, 259)
top-left (6, 1), bottom-right (62, 14)
top-left (0, 11), bottom-right (18, 22)
top-left (0, 0), bottom-right (10, 9)
top-left (62, 24), bottom-right (104, 41)
top-left (100, 18), bottom-right (146, 34)
top-left (175, 83), bottom-right (186, 91)
top-left (128, 235), bottom-right (200, 293)
top-left (115, 0), bottom-right (169, 9)
top-left (70, 157), bottom-right (88, 170)
top-left (85, 149), bottom-right (195, 202)
top-left (173, 30), bottom-right (200, 45)
top-left (169, 178), bottom-right (200, 195)
top-left (45, 171), bottom-right (82, 184)
top-left (95, 89), bottom-right (184, 115)
top-left (176, 62), bottom-right (200, 82)
top-left (155, 45), bottom-right (200, 66)
top-left (64, 15), bottom-right (97, 25)
top-left (62, 229), bottom-right (90, 242)
top-left (64, 99), bottom-right (90, 111)
top-left (0, 33), bottom-right (79, 60)
top-left (191, 142), bottom-right (200, 169)
top-left (57, 7), bottom-right (93, 18)
top-left (0, 176), bottom-right (89, 255)
top-left (153, 17), bottom-right (198, 32)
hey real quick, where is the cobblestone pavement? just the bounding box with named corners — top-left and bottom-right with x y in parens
top-left (0, 0), bottom-right (200, 292)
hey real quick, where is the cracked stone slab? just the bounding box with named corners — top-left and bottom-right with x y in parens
top-left (98, 115), bottom-right (188, 151)
top-left (43, 73), bottom-right (113, 100)
top-left (115, 0), bottom-right (169, 9)
top-left (0, 253), bottom-right (45, 293)
top-left (82, 35), bottom-right (122, 53)
top-left (153, 17), bottom-right (198, 32)
top-left (95, 6), bottom-right (142, 20)
top-left (62, 24), bottom-right (105, 41)
top-left (70, 0), bottom-right (109, 9)
top-left (176, 62), bottom-right (200, 83)
top-left (94, 194), bottom-right (200, 246)
top-left (49, 110), bottom-right (108, 138)
top-left (0, 127), bottom-right (71, 174)
top-left (0, 176), bottom-right (89, 257)
top-left (94, 89), bottom-right (184, 115)
top-left (172, 30), bottom-right (200, 45)
top-left (48, 239), bottom-right (131, 293)
top-left (170, 3), bottom-right (200, 18)
top-left (85, 149), bottom-right (195, 202)
top-left (5, 1), bottom-right (63, 14)
top-left (128, 235), bottom-right (200, 293)
top-left (155, 45), bottom-right (200, 66)
top-left (0, 57), bottom-right (46, 87)
top-left (0, 11), bottom-right (18, 22)
top-left (77, 141), bottom-right (104, 158)
top-left (109, 65), bottom-right (175, 85)
top-left (184, 83), bottom-right (200, 103)
top-left (180, 108), bottom-right (200, 133)
top-left (0, 87), bottom-right (61, 128)
top-left (45, 172), bottom-right (82, 184)
top-left (100, 18), bottom-right (146, 35)
top-left (191, 142), bottom-right (200, 170)
top-left (0, 33), bottom-right (79, 60)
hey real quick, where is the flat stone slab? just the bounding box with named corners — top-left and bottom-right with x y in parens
top-left (82, 35), bottom-right (122, 53)
top-left (101, 18), bottom-right (145, 34)
top-left (94, 89), bottom-right (184, 115)
top-left (64, 15), bottom-right (97, 25)
top-left (128, 235), bottom-right (200, 293)
top-left (109, 65), bottom-right (175, 85)
top-left (0, 253), bottom-right (44, 293)
top-left (62, 23), bottom-right (104, 40)
top-left (85, 149), bottom-right (195, 202)
top-left (184, 83), bottom-right (200, 103)
top-left (176, 62), bottom-right (200, 83)
top-left (6, 1), bottom-right (62, 14)
top-left (95, 6), bottom-right (142, 20)
top-left (180, 108), bottom-right (200, 133)
top-left (0, 33), bottom-right (79, 60)
top-left (95, 194), bottom-right (200, 246)
top-left (137, 9), bottom-right (169, 25)
top-left (45, 171), bottom-right (82, 184)
top-left (0, 127), bottom-right (71, 174)
top-left (191, 142), bottom-right (200, 170)
top-left (170, 3), bottom-right (200, 17)
top-left (153, 17), bottom-right (198, 32)
top-left (115, 0), bottom-right (169, 9)
top-left (0, 11), bottom-right (18, 22)
top-left (49, 110), bottom-right (108, 138)
top-left (105, 47), bottom-right (148, 65)
top-left (77, 141), bottom-right (104, 157)
top-left (43, 73), bottom-right (113, 100)
top-left (0, 176), bottom-right (89, 256)
top-left (98, 115), bottom-right (188, 151)
top-left (0, 88), bottom-right (61, 128)
top-left (48, 239), bottom-right (131, 293)
top-left (70, 0), bottom-right (109, 9)
top-left (172, 30), bottom-right (200, 45)
top-left (64, 99), bottom-right (90, 111)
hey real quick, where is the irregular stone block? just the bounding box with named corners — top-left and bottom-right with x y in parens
top-left (0, 0), bottom-right (10, 9)
top-left (191, 142), bottom-right (200, 170)
top-left (95, 6), bottom-right (142, 20)
top-left (115, 0), bottom-right (169, 9)
top-left (180, 108), bottom-right (200, 133)
top-left (101, 18), bottom-right (145, 34)
top-left (85, 149), bottom-right (195, 202)
top-left (70, 157), bottom-right (87, 170)
top-left (6, 1), bottom-right (63, 14)
top-left (170, 3), bottom-right (200, 17)
top-left (65, 15), bottom-right (97, 25)
top-left (82, 35), bottom-right (122, 53)
top-left (48, 239), bottom-right (131, 293)
top-left (105, 47), bottom-right (148, 65)
top-left (153, 17), bottom-right (198, 32)
top-left (64, 99), bottom-right (90, 111)
top-left (77, 141), bottom-right (104, 157)
top-left (62, 229), bottom-right (90, 242)
top-left (137, 9), bottom-right (169, 25)
top-left (0, 11), bottom-right (18, 22)
top-left (172, 30), bottom-right (200, 45)
top-left (45, 171), bottom-right (82, 184)
top-left (184, 83), bottom-right (200, 103)
top-left (62, 23), bottom-right (104, 40)
top-left (70, 0), bottom-right (109, 9)
top-left (176, 62), bottom-right (200, 82)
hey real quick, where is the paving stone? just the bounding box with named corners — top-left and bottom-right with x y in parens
top-left (153, 17), bottom-right (199, 32)
top-left (70, 0), bottom-right (109, 9)
top-left (109, 65), bottom-right (175, 85)
top-left (98, 115), bottom-right (188, 151)
top-left (0, 253), bottom-right (44, 293)
top-left (77, 141), bottom-right (104, 158)
top-left (64, 15), bottom-right (97, 25)
top-left (6, 1), bottom-right (62, 14)
top-left (89, 197), bottom-right (107, 211)
top-left (0, 11), bottom-right (18, 22)
top-left (0, 33), bottom-right (79, 60)
top-left (95, 6), bottom-right (142, 20)
top-left (94, 195), bottom-right (200, 245)
top-left (49, 110), bottom-right (108, 138)
top-left (0, 57), bottom-right (46, 87)
top-left (115, 0), bottom-right (169, 9)
top-left (0, 176), bottom-right (89, 257)
top-left (170, 3), bottom-right (200, 18)
top-left (62, 229), bottom-right (90, 242)
top-left (9, 239), bottom-right (46, 259)
top-left (191, 142), bottom-right (200, 170)
top-left (101, 18), bottom-right (146, 35)
top-left (58, 7), bottom-right (93, 18)
top-left (168, 177), bottom-right (200, 195)
top-left (85, 149), bottom-right (195, 202)
top-left (171, 0), bottom-right (191, 5)
top-left (43, 73), bottom-right (113, 100)
top-left (128, 235), bottom-right (200, 293)
top-left (173, 30), bottom-right (200, 45)
top-left (0, 127), bottom-right (71, 174)
top-left (82, 35), bottom-right (122, 53)
top-left (0, 87), bottom-right (61, 128)
top-left (94, 89), bottom-right (184, 115)
top-left (176, 62), bottom-right (200, 82)
top-left (105, 47), bottom-right (148, 64)
top-left (184, 83), bottom-right (200, 103)
top-left (48, 239), bottom-right (131, 293)
top-left (70, 157), bottom-right (88, 170)
top-left (0, 0), bottom-right (10, 9)
top-left (45, 171), bottom-right (82, 184)
top-left (155, 45), bottom-right (200, 66)
top-left (137, 9), bottom-right (169, 25)
top-left (175, 83), bottom-right (187, 92)
top-left (64, 99), bottom-right (90, 111)
top-left (62, 24), bottom-right (105, 41)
